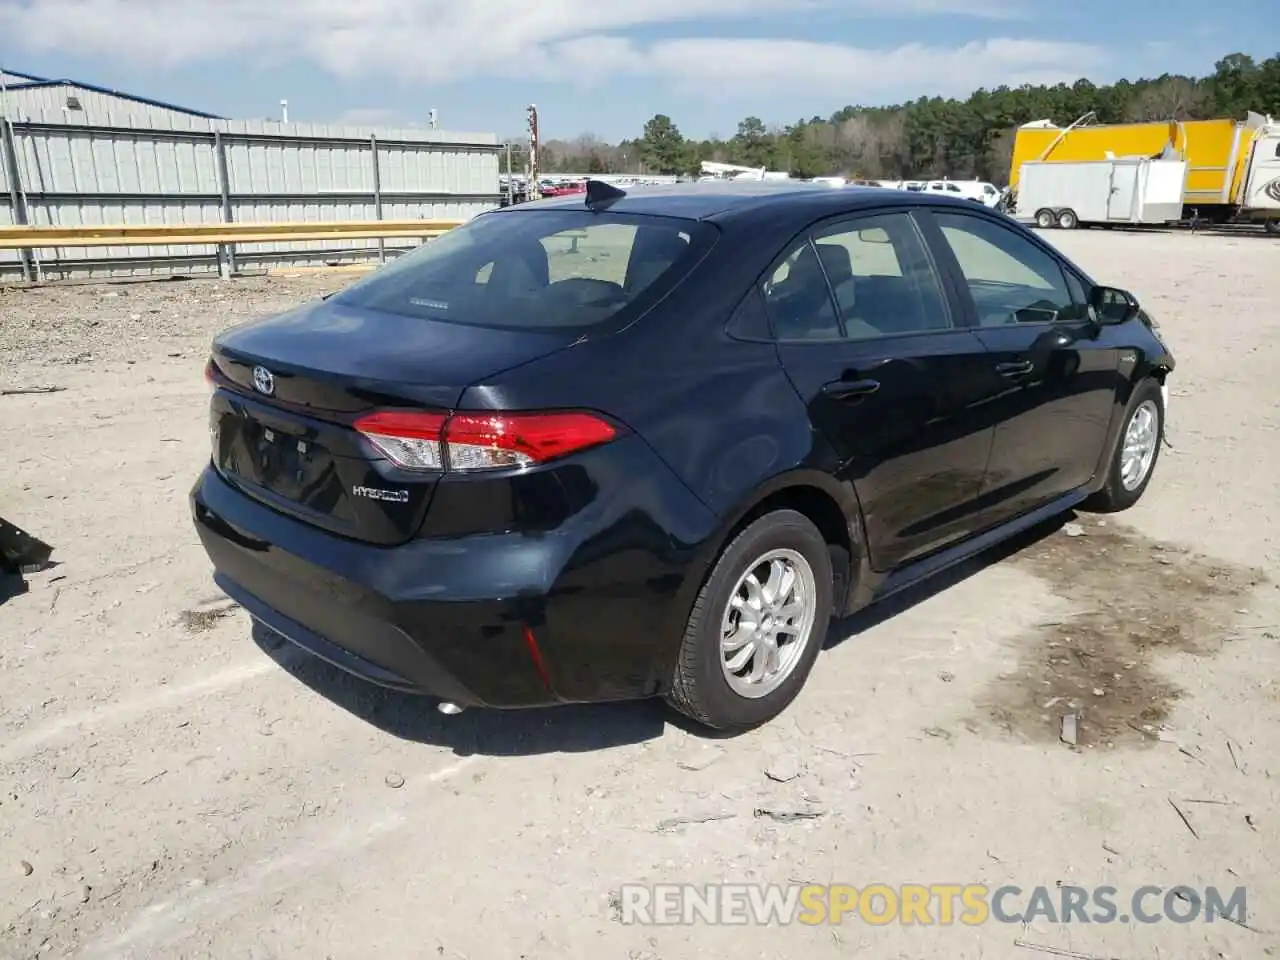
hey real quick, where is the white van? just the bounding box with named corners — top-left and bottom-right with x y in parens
top-left (919, 179), bottom-right (1001, 207)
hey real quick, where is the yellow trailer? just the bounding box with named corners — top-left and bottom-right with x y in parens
top-left (1009, 113), bottom-right (1263, 218)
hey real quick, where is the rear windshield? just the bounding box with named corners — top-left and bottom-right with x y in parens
top-left (334, 210), bottom-right (718, 331)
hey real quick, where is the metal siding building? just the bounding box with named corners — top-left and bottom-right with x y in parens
top-left (0, 70), bottom-right (503, 280)
top-left (1, 69), bottom-right (42, 87)
top-left (1, 83), bottom-right (223, 127)
top-left (0, 69), bottom-right (222, 127)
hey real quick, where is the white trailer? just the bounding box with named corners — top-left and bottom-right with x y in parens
top-left (1016, 157), bottom-right (1187, 229)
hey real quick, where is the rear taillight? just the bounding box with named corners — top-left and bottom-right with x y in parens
top-left (445, 413), bottom-right (617, 470)
top-left (353, 410), bottom-right (449, 471)
top-left (353, 410), bottom-right (617, 472)
top-left (205, 360), bottom-right (219, 461)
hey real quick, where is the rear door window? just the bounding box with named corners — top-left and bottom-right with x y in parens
top-left (812, 213), bottom-right (952, 339)
top-left (762, 212), bottom-right (952, 341)
top-left (335, 211), bottom-right (717, 332)
top-left (761, 241), bottom-right (843, 341)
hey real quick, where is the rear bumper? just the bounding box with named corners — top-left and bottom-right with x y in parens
top-left (194, 469), bottom-right (545, 707)
top-left (217, 576), bottom-right (472, 699)
top-left (191, 438), bottom-right (718, 708)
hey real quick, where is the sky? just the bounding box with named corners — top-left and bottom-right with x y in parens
top-left (1, 0), bottom-right (1276, 142)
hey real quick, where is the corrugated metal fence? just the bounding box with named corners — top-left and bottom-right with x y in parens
top-left (0, 114), bottom-right (503, 280)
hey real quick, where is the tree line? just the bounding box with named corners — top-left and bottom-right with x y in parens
top-left (510, 52), bottom-right (1280, 184)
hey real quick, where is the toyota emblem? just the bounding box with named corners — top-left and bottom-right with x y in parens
top-left (251, 365), bottom-right (275, 396)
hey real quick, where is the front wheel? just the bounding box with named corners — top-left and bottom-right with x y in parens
top-left (666, 509), bottom-right (833, 732)
top-left (1085, 378), bottom-right (1164, 513)
top-left (1035, 208), bottom-right (1055, 229)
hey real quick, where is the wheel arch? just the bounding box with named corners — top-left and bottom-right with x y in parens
top-left (660, 469), bottom-right (868, 668)
top-left (1089, 360), bottom-right (1169, 493)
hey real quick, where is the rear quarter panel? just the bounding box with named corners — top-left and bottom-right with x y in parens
top-left (460, 307), bottom-right (861, 662)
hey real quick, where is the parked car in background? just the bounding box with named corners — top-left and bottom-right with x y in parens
top-left (805, 178), bottom-right (883, 188)
top-left (540, 180), bottom-right (587, 198)
top-left (193, 180), bottom-right (1175, 732)
top-left (916, 179), bottom-right (1001, 206)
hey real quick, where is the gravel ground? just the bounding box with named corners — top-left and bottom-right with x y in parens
top-left (0, 273), bottom-right (346, 372)
top-left (1, 231), bottom-right (1279, 960)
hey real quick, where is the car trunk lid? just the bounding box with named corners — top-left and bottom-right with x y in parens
top-left (207, 299), bottom-right (580, 545)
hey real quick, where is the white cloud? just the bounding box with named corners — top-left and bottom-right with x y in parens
top-left (5, 0), bottom-right (1024, 73)
top-left (550, 37), bottom-right (1104, 100)
top-left (0, 0), bottom-right (1101, 105)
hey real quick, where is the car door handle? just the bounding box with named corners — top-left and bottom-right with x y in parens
top-left (995, 360), bottom-right (1034, 378)
top-left (822, 378), bottom-right (881, 399)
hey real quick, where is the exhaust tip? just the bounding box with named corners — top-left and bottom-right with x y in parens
top-left (437, 701), bottom-right (465, 715)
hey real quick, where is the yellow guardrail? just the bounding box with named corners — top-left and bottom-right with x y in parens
top-left (0, 219), bottom-right (466, 249)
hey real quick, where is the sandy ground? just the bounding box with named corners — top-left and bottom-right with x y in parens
top-left (1, 231), bottom-right (1279, 960)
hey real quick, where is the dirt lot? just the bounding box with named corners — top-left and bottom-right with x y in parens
top-left (2, 231), bottom-right (1279, 960)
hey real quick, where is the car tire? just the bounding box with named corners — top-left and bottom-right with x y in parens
top-left (1035, 208), bottom-right (1055, 229)
top-left (1057, 208), bottom-right (1080, 230)
top-left (1085, 378), bottom-right (1164, 513)
top-left (666, 509), bottom-right (833, 732)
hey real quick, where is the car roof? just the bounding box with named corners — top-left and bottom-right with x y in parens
top-left (495, 180), bottom-right (987, 224)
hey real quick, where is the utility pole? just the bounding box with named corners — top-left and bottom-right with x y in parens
top-left (505, 141), bottom-right (514, 205)
top-left (526, 104), bottom-right (540, 201)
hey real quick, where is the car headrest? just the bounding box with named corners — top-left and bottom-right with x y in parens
top-left (815, 242), bottom-right (852, 288)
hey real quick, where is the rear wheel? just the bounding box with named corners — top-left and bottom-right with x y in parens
top-left (666, 510), bottom-right (833, 732)
top-left (1057, 208), bottom-right (1080, 230)
top-left (1035, 208), bottom-right (1055, 229)
top-left (1265, 219), bottom-right (1280, 235)
top-left (1085, 378), bottom-right (1164, 513)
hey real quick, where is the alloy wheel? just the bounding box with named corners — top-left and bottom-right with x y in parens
top-left (718, 548), bottom-right (819, 699)
top-left (1120, 399), bottom-right (1160, 491)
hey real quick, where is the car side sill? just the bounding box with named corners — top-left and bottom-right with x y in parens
top-left (871, 487), bottom-right (1091, 604)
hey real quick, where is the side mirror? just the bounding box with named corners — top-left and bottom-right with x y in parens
top-left (1090, 285), bottom-right (1140, 324)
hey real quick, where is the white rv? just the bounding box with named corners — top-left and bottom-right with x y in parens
top-left (699, 161), bottom-right (793, 182)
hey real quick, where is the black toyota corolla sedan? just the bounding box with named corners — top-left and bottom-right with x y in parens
top-left (192, 181), bottom-right (1174, 732)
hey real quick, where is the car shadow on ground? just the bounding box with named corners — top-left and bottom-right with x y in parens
top-left (251, 620), bottom-right (670, 757)
top-left (824, 514), bottom-right (1067, 649)
top-left (251, 513), bottom-right (1072, 756)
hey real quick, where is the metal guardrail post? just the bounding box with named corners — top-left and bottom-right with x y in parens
top-left (212, 131), bottom-right (236, 280)
top-left (1, 117), bottom-right (34, 281)
top-left (370, 135), bottom-right (385, 264)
